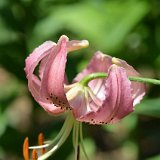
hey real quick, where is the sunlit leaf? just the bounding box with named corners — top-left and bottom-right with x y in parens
top-left (135, 98), bottom-right (160, 118)
top-left (28, 1), bottom-right (150, 53)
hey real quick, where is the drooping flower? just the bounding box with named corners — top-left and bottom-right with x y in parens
top-left (23, 35), bottom-right (145, 160)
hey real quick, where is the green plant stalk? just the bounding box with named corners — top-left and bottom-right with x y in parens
top-left (79, 72), bottom-right (160, 86)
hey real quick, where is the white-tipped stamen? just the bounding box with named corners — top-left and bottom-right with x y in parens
top-left (24, 112), bottom-right (90, 160)
top-left (37, 113), bottom-right (74, 160)
top-left (29, 144), bottom-right (50, 149)
top-left (29, 112), bottom-right (73, 152)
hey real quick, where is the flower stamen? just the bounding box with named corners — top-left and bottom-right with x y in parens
top-left (23, 137), bottom-right (29, 160)
top-left (23, 112), bottom-right (75, 160)
top-left (32, 149), bottom-right (38, 160)
top-left (38, 133), bottom-right (45, 154)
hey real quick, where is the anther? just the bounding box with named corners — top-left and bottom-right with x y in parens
top-left (23, 137), bottom-right (29, 160)
top-left (32, 149), bottom-right (38, 160)
top-left (38, 133), bottom-right (45, 154)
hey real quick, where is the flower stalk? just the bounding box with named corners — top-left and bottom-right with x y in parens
top-left (80, 72), bottom-right (160, 86)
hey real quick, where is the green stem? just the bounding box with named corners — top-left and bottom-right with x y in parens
top-left (129, 76), bottom-right (160, 85)
top-left (79, 72), bottom-right (107, 86)
top-left (79, 72), bottom-right (160, 86)
top-left (79, 123), bottom-right (89, 160)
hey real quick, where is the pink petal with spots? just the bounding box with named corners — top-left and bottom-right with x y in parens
top-left (25, 40), bottom-right (64, 115)
top-left (76, 65), bottom-right (134, 124)
top-left (40, 35), bottom-right (70, 108)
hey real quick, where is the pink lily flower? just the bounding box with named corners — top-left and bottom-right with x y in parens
top-left (24, 35), bottom-right (145, 160)
top-left (25, 35), bottom-right (145, 124)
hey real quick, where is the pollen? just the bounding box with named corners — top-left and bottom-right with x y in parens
top-left (23, 137), bottom-right (29, 160)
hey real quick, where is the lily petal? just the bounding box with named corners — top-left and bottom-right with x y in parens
top-left (25, 41), bottom-right (64, 115)
top-left (112, 57), bottom-right (145, 106)
top-left (39, 55), bottom-right (49, 80)
top-left (25, 41), bottom-right (56, 77)
top-left (74, 52), bottom-right (112, 102)
top-left (77, 65), bottom-right (134, 124)
top-left (67, 40), bottom-right (89, 52)
top-left (40, 35), bottom-right (70, 109)
top-left (25, 41), bottom-right (56, 100)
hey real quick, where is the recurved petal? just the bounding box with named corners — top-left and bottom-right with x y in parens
top-left (39, 55), bottom-right (49, 80)
top-left (112, 57), bottom-right (145, 106)
top-left (29, 75), bottom-right (65, 115)
top-left (28, 75), bottom-right (41, 101)
top-left (25, 41), bottom-right (55, 103)
top-left (40, 35), bottom-right (70, 109)
top-left (74, 52), bottom-right (112, 82)
top-left (25, 41), bottom-right (56, 77)
top-left (38, 101), bottom-right (65, 115)
top-left (77, 65), bottom-right (134, 124)
top-left (67, 40), bottom-right (89, 52)
top-left (24, 41), bottom-right (64, 115)
top-left (74, 52), bottom-right (112, 102)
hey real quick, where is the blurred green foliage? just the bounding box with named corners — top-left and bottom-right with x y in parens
top-left (0, 0), bottom-right (160, 159)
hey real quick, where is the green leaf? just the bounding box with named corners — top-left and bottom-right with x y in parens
top-left (0, 16), bottom-right (18, 44)
top-left (0, 108), bottom-right (8, 137)
top-left (103, 114), bottom-right (138, 134)
top-left (28, 1), bottom-right (150, 52)
top-left (135, 98), bottom-right (160, 118)
top-left (146, 154), bottom-right (160, 160)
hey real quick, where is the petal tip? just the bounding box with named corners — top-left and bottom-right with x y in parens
top-left (112, 57), bottom-right (120, 65)
top-left (79, 40), bottom-right (89, 47)
top-left (59, 35), bottom-right (69, 41)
